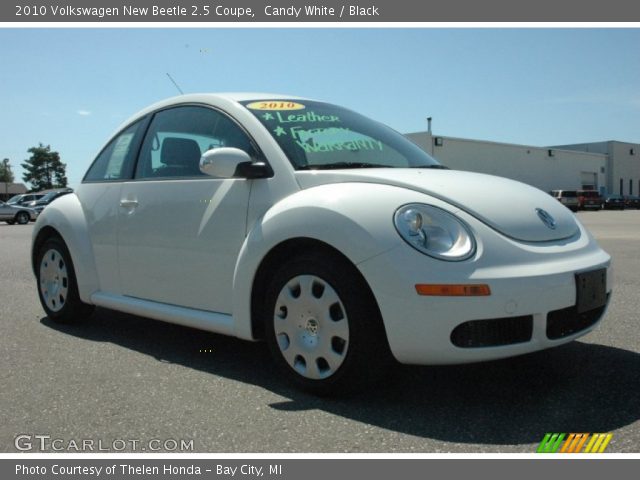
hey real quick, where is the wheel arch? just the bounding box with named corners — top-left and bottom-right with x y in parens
top-left (231, 183), bottom-right (412, 342)
top-left (32, 225), bottom-right (62, 275)
top-left (248, 237), bottom-right (386, 341)
top-left (31, 195), bottom-right (99, 304)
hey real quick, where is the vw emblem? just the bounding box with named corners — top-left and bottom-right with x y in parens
top-left (536, 208), bottom-right (556, 230)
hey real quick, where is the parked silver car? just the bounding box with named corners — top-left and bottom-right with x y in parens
top-left (31, 189), bottom-right (73, 214)
top-left (0, 201), bottom-right (38, 224)
top-left (7, 193), bottom-right (46, 206)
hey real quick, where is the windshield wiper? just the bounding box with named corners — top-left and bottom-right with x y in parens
top-left (410, 164), bottom-right (450, 169)
top-left (297, 162), bottom-right (395, 170)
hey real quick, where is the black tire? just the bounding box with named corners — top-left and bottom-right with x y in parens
top-left (264, 251), bottom-right (392, 395)
top-left (36, 236), bottom-right (94, 324)
top-left (15, 211), bottom-right (30, 225)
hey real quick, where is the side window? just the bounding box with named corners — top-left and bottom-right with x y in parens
top-left (135, 106), bottom-right (256, 180)
top-left (84, 120), bottom-right (144, 182)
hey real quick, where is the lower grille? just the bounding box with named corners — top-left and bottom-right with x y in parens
top-left (451, 315), bottom-right (533, 348)
top-left (546, 294), bottom-right (609, 340)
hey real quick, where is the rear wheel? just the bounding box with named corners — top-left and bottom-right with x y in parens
top-left (36, 237), bottom-right (94, 324)
top-left (15, 211), bottom-right (29, 225)
top-left (264, 251), bottom-right (391, 395)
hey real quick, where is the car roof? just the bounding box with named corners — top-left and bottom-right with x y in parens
top-left (115, 93), bottom-right (317, 141)
top-left (133, 93), bottom-right (310, 116)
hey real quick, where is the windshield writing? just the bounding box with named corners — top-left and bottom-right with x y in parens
top-left (242, 100), bottom-right (440, 170)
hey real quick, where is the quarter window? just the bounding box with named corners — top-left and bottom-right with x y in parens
top-left (84, 120), bottom-right (144, 182)
top-left (135, 106), bottom-right (256, 179)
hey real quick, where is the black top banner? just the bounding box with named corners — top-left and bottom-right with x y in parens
top-left (5, 0), bottom-right (640, 22)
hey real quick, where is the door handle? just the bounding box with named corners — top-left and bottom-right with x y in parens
top-left (119, 199), bottom-right (139, 208)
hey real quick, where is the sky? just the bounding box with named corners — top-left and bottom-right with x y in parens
top-left (1, 28), bottom-right (639, 188)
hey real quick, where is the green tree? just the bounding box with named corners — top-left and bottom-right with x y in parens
top-left (0, 158), bottom-right (14, 198)
top-left (21, 144), bottom-right (68, 191)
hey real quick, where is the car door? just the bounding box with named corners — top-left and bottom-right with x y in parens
top-left (76, 117), bottom-right (149, 294)
top-left (0, 201), bottom-right (11, 220)
top-left (117, 105), bottom-right (255, 314)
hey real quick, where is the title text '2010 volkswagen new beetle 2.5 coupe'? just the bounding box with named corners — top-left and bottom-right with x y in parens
top-left (31, 94), bottom-right (612, 394)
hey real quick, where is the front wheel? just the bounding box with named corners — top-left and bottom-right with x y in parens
top-left (36, 237), bottom-right (94, 324)
top-left (15, 211), bottom-right (30, 225)
top-left (264, 252), bottom-right (391, 395)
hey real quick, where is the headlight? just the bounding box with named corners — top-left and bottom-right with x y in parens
top-left (394, 204), bottom-right (476, 261)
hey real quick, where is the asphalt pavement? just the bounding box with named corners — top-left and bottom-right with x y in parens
top-left (0, 211), bottom-right (638, 453)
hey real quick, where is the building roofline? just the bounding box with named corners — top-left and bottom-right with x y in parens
top-left (552, 140), bottom-right (639, 148)
top-left (405, 131), bottom-right (608, 158)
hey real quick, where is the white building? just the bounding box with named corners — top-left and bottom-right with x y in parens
top-left (551, 141), bottom-right (640, 197)
top-left (406, 130), bottom-right (639, 196)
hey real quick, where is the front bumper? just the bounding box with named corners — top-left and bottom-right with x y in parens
top-left (357, 216), bottom-right (611, 365)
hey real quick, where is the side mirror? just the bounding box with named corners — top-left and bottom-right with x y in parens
top-left (199, 148), bottom-right (271, 179)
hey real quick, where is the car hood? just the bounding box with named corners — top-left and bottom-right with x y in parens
top-left (295, 169), bottom-right (580, 242)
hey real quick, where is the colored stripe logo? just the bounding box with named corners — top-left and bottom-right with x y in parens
top-left (537, 433), bottom-right (612, 453)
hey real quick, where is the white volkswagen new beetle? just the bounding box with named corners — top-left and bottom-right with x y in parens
top-left (32, 94), bottom-right (611, 394)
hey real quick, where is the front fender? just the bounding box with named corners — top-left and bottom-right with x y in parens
top-left (232, 182), bottom-right (434, 340)
top-left (31, 194), bottom-right (99, 304)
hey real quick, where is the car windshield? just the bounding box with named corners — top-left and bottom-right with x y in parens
top-left (38, 193), bottom-right (56, 203)
top-left (241, 99), bottom-right (441, 170)
top-left (563, 191), bottom-right (578, 197)
top-left (7, 195), bottom-right (22, 204)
